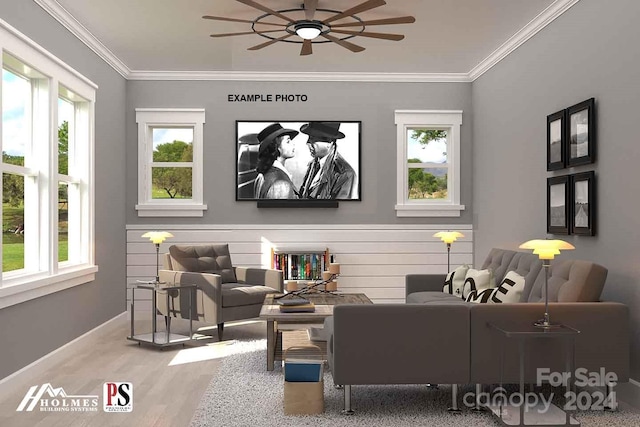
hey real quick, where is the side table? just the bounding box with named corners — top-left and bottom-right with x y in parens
top-left (487, 322), bottom-right (581, 426)
top-left (127, 282), bottom-right (196, 348)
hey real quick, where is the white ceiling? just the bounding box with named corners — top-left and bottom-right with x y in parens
top-left (47, 0), bottom-right (568, 77)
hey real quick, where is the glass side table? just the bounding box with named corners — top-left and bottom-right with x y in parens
top-left (487, 322), bottom-right (581, 426)
top-left (127, 281), bottom-right (196, 348)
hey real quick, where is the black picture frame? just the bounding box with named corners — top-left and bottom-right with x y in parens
top-left (571, 171), bottom-right (596, 236)
top-left (547, 175), bottom-right (570, 235)
top-left (547, 109), bottom-right (566, 170)
top-left (567, 98), bottom-right (595, 166)
top-left (236, 120), bottom-right (362, 203)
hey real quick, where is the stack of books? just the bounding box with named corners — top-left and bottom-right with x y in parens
top-left (277, 297), bottom-right (316, 313)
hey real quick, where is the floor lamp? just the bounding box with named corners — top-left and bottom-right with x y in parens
top-left (519, 239), bottom-right (574, 328)
top-left (141, 231), bottom-right (174, 283)
top-left (433, 231), bottom-right (464, 273)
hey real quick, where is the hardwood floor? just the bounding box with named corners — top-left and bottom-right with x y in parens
top-left (0, 314), bottom-right (267, 427)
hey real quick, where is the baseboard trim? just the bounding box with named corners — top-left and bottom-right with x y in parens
top-left (0, 311), bottom-right (126, 387)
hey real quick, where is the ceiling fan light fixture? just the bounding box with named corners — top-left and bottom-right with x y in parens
top-left (295, 21), bottom-right (322, 40)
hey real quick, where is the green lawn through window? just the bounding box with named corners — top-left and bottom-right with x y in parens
top-left (2, 204), bottom-right (68, 271)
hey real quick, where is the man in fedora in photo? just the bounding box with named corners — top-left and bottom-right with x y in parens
top-left (299, 122), bottom-right (357, 199)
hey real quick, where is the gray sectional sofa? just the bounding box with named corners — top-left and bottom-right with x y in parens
top-left (324, 248), bottom-right (629, 413)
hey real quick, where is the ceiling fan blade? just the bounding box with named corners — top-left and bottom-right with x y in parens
top-left (322, 33), bottom-right (365, 53)
top-left (324, 0), bottom-right (386, 24)
top-left (331, 16), bottom-right (416, 28)
top-left (248, 33), bottom-right (294, 50)
top-left (202, 15), bottom-right (285, 27)
top-left (304, 0), bottom-right (318, 21)
top-left (210, 29), bottom-right (284, 38)
top-left (235, 0), bottom-right (296, 24)
top-left (331, 29), bottom-right (404, 41)
top-left (300, 39), bottom-right (313, 56)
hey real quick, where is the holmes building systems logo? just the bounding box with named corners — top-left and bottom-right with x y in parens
top-left (16, 384), bottom-right (98, 412)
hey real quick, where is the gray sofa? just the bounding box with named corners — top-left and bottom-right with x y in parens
top-left (324, 248), bottom-right (629, 412)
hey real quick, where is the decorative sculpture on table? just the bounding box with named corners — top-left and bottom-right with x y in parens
top-left (278, 262), bottom-right (341, 298)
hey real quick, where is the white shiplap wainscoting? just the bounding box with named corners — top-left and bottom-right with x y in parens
top-left (126, 224), bottom-right (474, 308)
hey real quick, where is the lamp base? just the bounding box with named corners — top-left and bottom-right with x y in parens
top-left (533, 319), bottom-right (562, 329)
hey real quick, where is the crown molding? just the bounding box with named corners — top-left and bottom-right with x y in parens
top-left (469, 0), bottom-right (581, 81)
top-left (33, 0), bottom-right (131, 78)
top-left (127, 70), bottom-right (472, 83)
top-left (125, 223), bottom-right (474, 230)
top-left (34, 0), bottom-right (579, 83)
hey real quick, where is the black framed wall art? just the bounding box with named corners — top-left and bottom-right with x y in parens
top-left (567, 98), bottom-right (595, 167)
top-left (571, 171), bottom-right (596, 236)
top-left (547, 175), bottom-right (570, 235)
top-left (236, 121), bottom-right (361, 204)
top-left (547, 109), bottom-right (566, 170)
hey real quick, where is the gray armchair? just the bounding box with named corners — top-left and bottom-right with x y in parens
top-left (158, 244), bottom-right (283, 340)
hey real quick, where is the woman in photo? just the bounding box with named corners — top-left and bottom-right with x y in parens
top-left (253, 123), bottom-right (299, 199)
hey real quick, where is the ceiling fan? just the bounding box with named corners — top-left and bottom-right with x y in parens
top-left (203, 0), bottom-right (416, 56)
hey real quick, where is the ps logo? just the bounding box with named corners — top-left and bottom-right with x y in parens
top-left (103, 382), bottom-right (133, 412)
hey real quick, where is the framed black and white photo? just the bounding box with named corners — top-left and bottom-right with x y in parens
top-left (236, 121), bottom-right (361, 202)
top-left (547, 109), bottom-right (566, 170)
top-left (571, 171), bottom-right (596, 236)
top-left (567, 98), bottom-right (595, 166)
top-left (547, 175), bottom-right (570, 235)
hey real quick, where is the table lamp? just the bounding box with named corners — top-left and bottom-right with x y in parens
top-left (433, 231), bottom-right (464, 273)
top-left (519, 239), bottom-right (574, 328)
top-left (142, 231), bottom-right (174, 283)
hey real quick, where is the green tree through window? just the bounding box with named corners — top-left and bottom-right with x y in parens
top-left (408, 129), bottom-right (448, 199)
top-left (152, 141), bottom-right (192, 199)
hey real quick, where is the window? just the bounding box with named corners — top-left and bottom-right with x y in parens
top-left (135, 109), bottom-right (206, 217)
top-left (394, 110), bottom-right (465, 217)
top-left (0, 23), bottom-right (97, 308)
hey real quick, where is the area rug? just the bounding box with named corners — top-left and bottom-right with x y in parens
top-left (190, 343), bottom-right (640, 427)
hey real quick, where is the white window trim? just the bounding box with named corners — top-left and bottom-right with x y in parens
top-left (135, 108), bottom-right (207, 217)
top-left (394, 110), bottom-right (465, 217)
top-left (0, 18), bottom-right (97, 308)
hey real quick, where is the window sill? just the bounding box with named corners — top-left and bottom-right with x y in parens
top-left (0, 265), bottom-right (99, 309)
top-left (395, 203), bottom-right (466, 217)
top-left (135, 203), bottom-right (208, 217)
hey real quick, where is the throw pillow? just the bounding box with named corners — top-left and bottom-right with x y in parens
top-left (443, 264), bottom-right (470, 296)
top-left (462, 268), bottom-right (495, 299)
top-left (465, 288), bottom-right (495, 303)
top-left (490, 270), bottom-right (526, 303)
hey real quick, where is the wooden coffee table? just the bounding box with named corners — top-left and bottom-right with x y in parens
top-left (259, 293), bottom-right (372, 371)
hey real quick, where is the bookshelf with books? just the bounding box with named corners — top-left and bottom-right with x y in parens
top-left (271, 248), bottom-right (330, 281)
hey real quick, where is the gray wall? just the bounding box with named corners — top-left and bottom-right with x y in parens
top-left (473, 0), bottom-right (640, 380)
top-left (125, 81), bottom-right (473, 225)
top-left (0, 1), bottom-right (126, 378)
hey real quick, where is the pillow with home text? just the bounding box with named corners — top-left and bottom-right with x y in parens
top-left (443, 264), bottom-right (470, 297)
top-left (490, 270), bottom-right (526, 303)
top-left (461, 268), bottom-right (495, 300)
top-left (465, 288), bottom-right (495, 303)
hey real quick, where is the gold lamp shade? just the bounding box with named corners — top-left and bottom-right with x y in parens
top-left (142, 231), bottom-right (174, 283)
top-left (142, 231), bottom-right (174, 245)
top-left (519, 238), bottom-right (575, 328)
top-left (519, 239), bottom-right (575, 260)
top-left (433, 231), bottom-right (464, 245)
